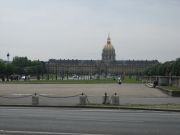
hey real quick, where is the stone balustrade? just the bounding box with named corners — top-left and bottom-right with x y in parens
top-left (143, 76), bottom-right (180, 87)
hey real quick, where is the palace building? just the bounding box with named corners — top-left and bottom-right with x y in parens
top-left (46, 35), bottom-right (158, 78)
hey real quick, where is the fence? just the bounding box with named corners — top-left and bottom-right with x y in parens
top-left (0, 93), bottom-right (120, 106)
top-left (1, 93), bottom-right (180, 105)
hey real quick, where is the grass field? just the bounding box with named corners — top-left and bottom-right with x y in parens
top-left (0, 76), bottom-right (142, 84)
top-left (122, 76), bottom-right (142, 83)
top-left (162, 86), bottom-right (180, 91)
top-left (2, 79), bottom-right (116, 84)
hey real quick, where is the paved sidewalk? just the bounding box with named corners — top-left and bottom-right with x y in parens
top-left (0, 83), bottom-right (179, 105)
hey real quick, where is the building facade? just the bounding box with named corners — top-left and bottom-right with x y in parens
top-left (46, 35), bottom-right (158, 78)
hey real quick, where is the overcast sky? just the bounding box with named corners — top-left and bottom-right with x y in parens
top-left (0, 0), bottom-right (180, 62)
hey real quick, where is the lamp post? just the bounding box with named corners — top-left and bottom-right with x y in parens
top-left (7, 53), bottom-right (10, 63)
top-left (6, 53), bottom-right (10, 82)
top-left (47, 62), bottom-right (49, 80)
top-left (55, 62), bottom-right (58, 80)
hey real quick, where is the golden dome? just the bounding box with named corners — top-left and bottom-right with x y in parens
top-left (103, 34), bottom-right (115, 51)
top-left (103, 43), bottom-right (115, 51)
top-left (102, 34), bottom-right (116, 62)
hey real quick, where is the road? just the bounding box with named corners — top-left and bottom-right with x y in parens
top-left (0, 107), bottom-right (180, 135)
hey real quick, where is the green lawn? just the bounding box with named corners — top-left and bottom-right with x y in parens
top-left (122, 76), bottom-right (142, 83)
top-left (3, 79), bottom-right (117, 84)
top-left (162, 86), bottom-right (180, 91)
top-left (1, 76), bottom-right (142, 84)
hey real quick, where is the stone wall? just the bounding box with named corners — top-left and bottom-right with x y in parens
top-left (144, 76), bottom-right (180, 87)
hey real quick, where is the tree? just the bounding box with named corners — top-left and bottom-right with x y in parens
top-left (5, 64), bottom-right (14, 81)
top-left (12, 56), bottom-right (31, 66)
top-left (0, 60), bottom-right (6, 81)
top-left (173, 58), bottom-right (180, 76)
top-left (11, 57), bottom-right (46, 79)
top-left (12, 56), bottom-right (31, 75)
top-left (144, 58), bottom-right (180, 76)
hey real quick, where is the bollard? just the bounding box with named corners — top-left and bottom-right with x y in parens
top-left (32, 93), bottom-right (39, 106)
top-left (111, 93), bottom-right (119, 105)
top-left (102, 92), bottom-right (110, 104)
top-left (79, 93), bottom-right (87, 105)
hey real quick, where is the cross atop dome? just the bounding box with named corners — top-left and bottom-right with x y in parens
top-left (107, 33), bottom-right (111, 44)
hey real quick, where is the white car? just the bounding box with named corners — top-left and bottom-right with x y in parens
top-left (21, 76), bottom-right (26, 80)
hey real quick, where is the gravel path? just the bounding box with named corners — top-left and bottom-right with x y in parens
top-left (1, 83), bottom-right (180, 105)
top-left (0, 83), bottom-right (168, 97)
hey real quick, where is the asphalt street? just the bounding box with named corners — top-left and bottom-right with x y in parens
top-left (0, 107), bottom-right (180, 135)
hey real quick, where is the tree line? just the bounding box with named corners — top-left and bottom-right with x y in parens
top-left (1, 56), bottom-right (179, 81)
top-left (0, 56), bottom-right (46, 81)
top-left (144, 58), bottom-right (180, 76)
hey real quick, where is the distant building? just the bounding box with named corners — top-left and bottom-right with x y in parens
top-left (46, 35), bottom-right (158, 78)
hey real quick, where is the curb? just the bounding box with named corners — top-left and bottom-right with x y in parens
top-left (156, 86), bottom-right (180, 97)
top-left (0, 104), bottom-right (180, 112)
top-left (156, 86), bottom-right (172, 95)
top-left (145, 83), bottom-right (180, 97)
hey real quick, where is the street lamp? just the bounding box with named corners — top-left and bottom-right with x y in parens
top-left (7, 53), bottom-right (10, 63)
top-left (6, 53), bottom-right (10, 82)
